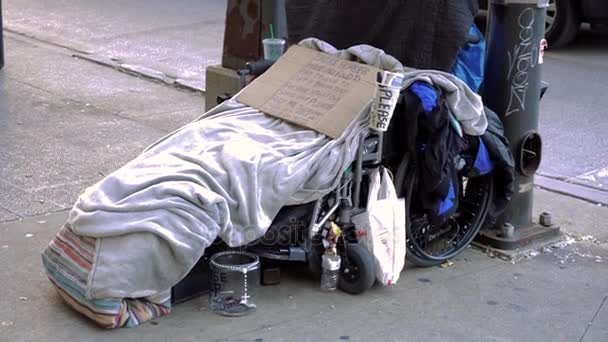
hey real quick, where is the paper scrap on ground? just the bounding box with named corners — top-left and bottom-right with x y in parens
top-left (237, 45), bottom-right (380, 138)
top-left (440, 260), bottom-right (454, 268)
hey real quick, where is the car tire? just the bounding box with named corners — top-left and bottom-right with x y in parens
top-left (546, 0), bottom-right (581, 48)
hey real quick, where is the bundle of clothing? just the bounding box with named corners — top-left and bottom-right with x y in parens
top-left (391, 82), bottom-right (515, 225)
top-left (40, 39), bottom-right (385, 328)
top-left (41, 38), bottom-right (498, 328)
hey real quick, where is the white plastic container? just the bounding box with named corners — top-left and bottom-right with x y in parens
top-left (262, 38), bottom-right (286, 61)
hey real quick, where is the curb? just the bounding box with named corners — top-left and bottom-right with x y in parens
top-left (4, 28), bottom-right (206, 94)
top-left (535, 174), bottom-right (608, 206)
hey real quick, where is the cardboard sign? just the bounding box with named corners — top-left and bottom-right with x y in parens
top-left (237, 45), bottom-right (380, 138)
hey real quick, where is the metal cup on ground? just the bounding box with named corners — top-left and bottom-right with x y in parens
top-left (209, 251), bottom-right (260, 316)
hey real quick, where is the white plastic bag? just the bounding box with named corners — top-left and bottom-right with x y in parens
top-left (352, 167), bottom-right (406, 285)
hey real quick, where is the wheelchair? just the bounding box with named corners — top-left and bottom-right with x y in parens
top-left (215, 60), bottom-right (495, 295)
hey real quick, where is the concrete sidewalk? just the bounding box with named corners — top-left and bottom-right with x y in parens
top-left (1, 190), bottom-right (607, 342)
top-left (0, 33), bottom-right (204, 222)
top-left (0, 30), bottom-right (607, 342)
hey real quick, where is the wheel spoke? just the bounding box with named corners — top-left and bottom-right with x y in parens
top-left (461, 199), bottom-right (481, 209)
top-left (458, 205), bottom-right (476, 216)
top-left (407, 170), bottom-right (492, 262)
top-left (411, 219), bottom-right (432, 249)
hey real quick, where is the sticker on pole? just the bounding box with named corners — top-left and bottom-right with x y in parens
top-left (539, 39), bottom-right (548, 64)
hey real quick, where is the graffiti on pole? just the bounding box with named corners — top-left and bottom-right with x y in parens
top-left (506, 7), bottom-right (539, 117)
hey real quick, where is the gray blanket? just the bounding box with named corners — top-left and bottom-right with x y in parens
top-left (65, 39), bottom-right (486, 300)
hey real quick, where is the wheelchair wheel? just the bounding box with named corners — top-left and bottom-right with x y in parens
top-left (395, 155), bottom-right (494, 267)
top-left (338, 243), bottom-right (376, 294)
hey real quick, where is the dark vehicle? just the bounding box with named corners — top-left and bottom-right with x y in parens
top-left (480, 0), bottom-right (608, 47)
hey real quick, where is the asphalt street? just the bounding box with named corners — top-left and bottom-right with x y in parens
top-left (539, 29), bottom-right (608, 193)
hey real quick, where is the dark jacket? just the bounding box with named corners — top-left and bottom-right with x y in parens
top-left (480, 107), bottom-right (515, 220)
top-left (286, 0), bottom-right (479, 71)
top-left (394, 87), bottom-right (514, 225)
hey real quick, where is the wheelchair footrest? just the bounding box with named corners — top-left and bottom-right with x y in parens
top-left (248, 246), bottom-right (307, 262)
